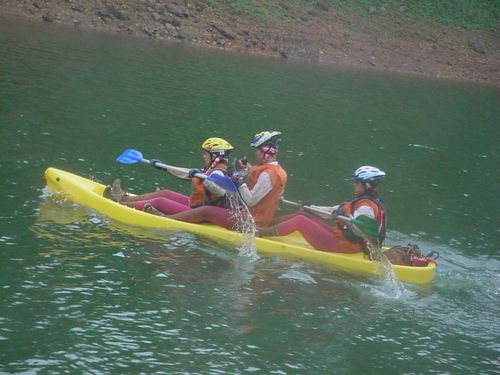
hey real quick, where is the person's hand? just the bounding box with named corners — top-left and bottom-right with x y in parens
top-left (233, 156), bottom-right (249, 172)
top-left (297, 200), bottom-right (305, 211)
top-left (150, 159), bottom-right (163, 170)
top-left (237, 156), bottom-right (248, 168)
top-left (188, 168), bottom-right (202, 178)
top-left (231, 171), bottom-right (247, 187)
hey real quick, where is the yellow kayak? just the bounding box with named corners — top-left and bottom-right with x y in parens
top-left (43, 167), bottom-right (436, 285)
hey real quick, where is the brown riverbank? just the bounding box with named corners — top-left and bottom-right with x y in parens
top-left (1, 0), bottom-right (499, 86)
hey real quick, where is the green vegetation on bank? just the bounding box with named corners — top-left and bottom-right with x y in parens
top-left (207, 0), bottom-right (500, 30)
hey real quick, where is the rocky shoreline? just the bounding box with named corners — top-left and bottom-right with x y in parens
top-left (2, 0), bottom-right (499, 87)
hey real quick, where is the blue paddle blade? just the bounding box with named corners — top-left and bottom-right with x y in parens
top-left (116, 149), bottom-right (144, 164)
top-left (207, 174), bottom-right (238, 192)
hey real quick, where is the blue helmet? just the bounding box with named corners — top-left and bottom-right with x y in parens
top-left (351, 166), bottom-right (385, 185)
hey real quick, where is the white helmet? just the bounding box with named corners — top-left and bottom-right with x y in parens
top-left (250, 131), bottom-right (282, 149)
top-left (351, 166), bottom-right (385, 185)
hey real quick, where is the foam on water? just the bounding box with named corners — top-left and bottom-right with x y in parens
top-left (227, 192), bottom-right (259, 260)
top-left (366, 242), bottom-right (406, 299)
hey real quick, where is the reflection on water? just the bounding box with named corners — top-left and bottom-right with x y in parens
top-left (33, 195), bottom-right (130, 251)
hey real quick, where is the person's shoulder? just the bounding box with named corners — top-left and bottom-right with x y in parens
top-left (356, 197), bottom-right (381, 210)
top-left (357, 196), bottom-right (377, 203)
top-left (209, 169), bottom-right (225, 176)
top-left (273, 162), bottom-right (287, 176)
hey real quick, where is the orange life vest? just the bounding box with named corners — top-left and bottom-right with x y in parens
top-left (333, 194), bottom-right (386, 252)
top-left (247, 163), bottom-right (287, 227)
top-left (189, 163), bottom-right (229, 208)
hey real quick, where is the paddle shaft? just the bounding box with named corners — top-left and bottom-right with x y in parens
top-left (281, 198), bottom-right (351, 222)
top-left (116, 148), bottom-right (237, 192)
top-left (140, 158), bottom-right (205, 180)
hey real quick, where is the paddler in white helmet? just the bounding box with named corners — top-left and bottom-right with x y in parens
top-left (257, 166), bottom-right (386, 253)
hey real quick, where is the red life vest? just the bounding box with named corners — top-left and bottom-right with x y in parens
top-left (247, 163), bottom-right (287, 227)
top-left (189, 163), bottom-right (229, 208)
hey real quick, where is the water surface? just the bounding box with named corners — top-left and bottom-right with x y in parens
top-left (1, 17), bottom-right (499, 374)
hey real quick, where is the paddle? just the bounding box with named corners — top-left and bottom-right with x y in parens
top-left (116, 148), bottom-right (237, 193)
top-left (281, 198), bottom-right (378, 239)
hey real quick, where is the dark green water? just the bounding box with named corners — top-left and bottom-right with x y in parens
top-left (1, 17), bottom-right (499, 374)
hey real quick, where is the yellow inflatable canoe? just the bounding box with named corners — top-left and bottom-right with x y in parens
top-left (43, 167), bottom-right (436, 285)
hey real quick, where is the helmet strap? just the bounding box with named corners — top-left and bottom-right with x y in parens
top-left (204, 155), bottom-right (221, 174)
top-left (260, 145), bottom-right (278, 163)
top-left (365, 183), bottom-right (379, 194)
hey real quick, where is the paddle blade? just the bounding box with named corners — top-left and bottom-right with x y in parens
top-left (116, 149), bottom-right (144, 164)
top-left (350, 215), bottom-right (378, 238)
top-left (206, 174), bottom-right (238, 193)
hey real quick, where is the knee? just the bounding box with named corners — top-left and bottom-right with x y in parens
top-left (293, 213), bottom-right (310, 225)
top-left (195, 205), bottom-right (211, 214)
top-left (150, 197), bottom-right (166, 206)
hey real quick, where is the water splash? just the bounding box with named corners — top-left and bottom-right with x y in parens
top-left (366, 242), bottom-right (405, 298)
top-left (228, 192), bottom-right (259, 260)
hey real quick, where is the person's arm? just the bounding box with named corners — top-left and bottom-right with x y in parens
top-left (238, 172), bottom-right (273, 207)
top-left (203, 170), bottom-right (226, 197)
top-left (352, 205), bottom-right (375, 219)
